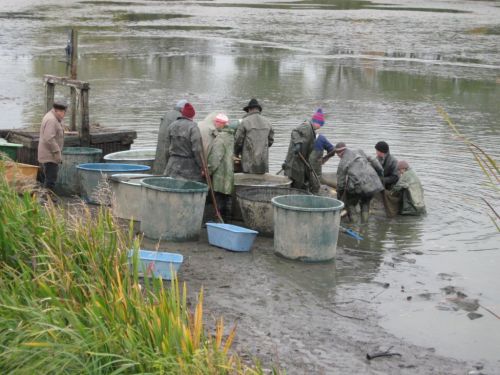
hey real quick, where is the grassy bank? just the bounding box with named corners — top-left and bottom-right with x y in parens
top-left (0, 173), bottom-right (266, 374)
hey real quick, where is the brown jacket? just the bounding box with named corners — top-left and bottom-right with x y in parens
top-left (38, 109), bottom-right (64, 163)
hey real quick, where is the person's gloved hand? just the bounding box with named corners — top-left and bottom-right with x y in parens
top-left (293, 143), bottom-right (301, 155)
top-left (281, 162), bottom-right (287, 170)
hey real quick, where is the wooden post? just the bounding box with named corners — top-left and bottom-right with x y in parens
top-left (45, 82), bottom-right (55, 112)
top-left (70, 29), bottom-right (78, 131)
top-left (80, 88), bottom-right (90, 146)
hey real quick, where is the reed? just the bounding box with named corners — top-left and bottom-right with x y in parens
top-left (437, 106), bottom-right (499, 231)
top-left (0, 175), bottom-right (269, 374)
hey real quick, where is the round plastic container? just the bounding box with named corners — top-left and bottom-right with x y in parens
top-left (236, 187), bottom-right (311, 236)
top-left (271, 195), bottom-right (344, 262)
top-left (109, 173), bottom-right (154, 227)
top-left (76, 163), bottom-right (150, 204)
top-left (140, 177), bottom-right (208, 241)
top-left (103, 148), bottom-right (156, 168)
top-left (232, 173), bottom-right (292, 220)
top-left (56, 147), bottom-right (102, 196)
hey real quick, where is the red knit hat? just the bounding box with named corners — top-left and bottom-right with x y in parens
top-left (182, 103), bottom-right (195, 119)
top-left (311, 108), bottom-right (325, 126)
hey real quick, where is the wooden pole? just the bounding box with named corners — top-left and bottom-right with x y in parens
top-left (70, 29), bottom-right (78, 131)
top-left (45, 82), bottom-right (54, 112)
top-left (80, 88), bottom-right (90, 146)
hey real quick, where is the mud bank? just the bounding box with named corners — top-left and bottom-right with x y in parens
top-left (141, 230), bottom-right (492, 375)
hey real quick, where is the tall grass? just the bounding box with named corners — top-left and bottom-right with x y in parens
top-left (0, 173), bottom-right (266, 374)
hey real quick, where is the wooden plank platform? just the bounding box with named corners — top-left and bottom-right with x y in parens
top-left (0, 127), bottom-right (137, 165)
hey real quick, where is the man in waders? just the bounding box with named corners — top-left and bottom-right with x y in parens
top-left (153, 99), bottom-right (187, 174)
top-left (283, 108), bottom-right (325, 191)
top-left (234, 98), bottom-right (274, 174)
top-left (164, 103), bottom-right (204, 182)
top-left (390, 160), bottom-right (426, 215)
top-left (38, 99), bottom-right (67, 192)
top-left (375, 141), bottom-right (399, 190)
top-left (335, 142), bottom-right (384, 222)
top-left (374, 141), bottom-right (400, 216)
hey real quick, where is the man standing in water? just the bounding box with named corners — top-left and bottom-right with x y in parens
top-left (390, 160), bottom-right (426, 215)
top-left (164, 102), bottom-right (204, 182)
top-left (374, 141), bottom-right (399, 190)
top-left (283, 108), bottom-right (325, 190)
top-left (153, 99), bottom-right (187, 174)
top-left (234, 98), bottom-right (274, 174)
top-left (37, 99), bottom-right (67, 192)
top-left (335, 142), bottom-right (384, 222)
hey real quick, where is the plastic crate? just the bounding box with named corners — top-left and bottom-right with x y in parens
top-left (206, 223), bottom-right (258, 252)
top-left (128, 249), bottom-right (183, 280)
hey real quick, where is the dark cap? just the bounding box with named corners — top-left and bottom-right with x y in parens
top-left (375, 141), bottom-right (389, 154)
top-left (243, 98), bottom-right (262, 113)
top-left (53, 99), bottom-right (68, 110)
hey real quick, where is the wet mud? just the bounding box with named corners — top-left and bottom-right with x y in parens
top-left (141, 231), bottom-right (493, 374)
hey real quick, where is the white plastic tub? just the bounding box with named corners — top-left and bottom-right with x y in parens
top-left (206, 223), bottom-right (258, 252)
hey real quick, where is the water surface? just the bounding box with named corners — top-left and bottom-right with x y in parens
top-left (0, 0), bottom-right (498, 366)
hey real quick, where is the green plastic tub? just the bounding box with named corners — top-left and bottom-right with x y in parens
top-left (56, 147), bottom-right (103, 196)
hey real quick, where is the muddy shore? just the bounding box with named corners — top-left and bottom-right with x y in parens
top-left (141, 229), bottom-right (490, 375)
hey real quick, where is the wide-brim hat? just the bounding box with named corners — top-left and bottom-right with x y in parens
top-left (243, 98), bottom-right (262, 113)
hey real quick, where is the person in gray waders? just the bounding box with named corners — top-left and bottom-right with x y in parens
top-left (152, 99), bottom-right (187, 174)
top-left (334, 142), bottom-right (384, 222)
top-left (38, 99), bottom-right (68, 192)
top-left (163, 103), bottom-right (204, 182)
top-left (234, 98), bottom-right (274, 174)
top-left (374, 141), bottom-right (399, 190)
top-left (389, 160), bottom-right (426, 215)
top-left (283, 108), bottom-right (325, 190)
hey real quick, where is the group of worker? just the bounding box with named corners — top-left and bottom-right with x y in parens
top-left (152, 98), bottom-right (426, 222)
top-left (36, 97), bottom-right (426, 222)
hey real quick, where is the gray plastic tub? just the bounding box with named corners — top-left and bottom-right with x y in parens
top-left (56, 147), bottom-right (102, 196)
top-left (103, 148), bottom-right (156, 168)
top-left (236, 187), bottom-right (311, 237)
top-left (76, 163), bottom-right (151, 204)
top-left (232, 173), bottom-right (292, 220)
top-left (140, 177), bottom-right (208, 241)
top-left (109, 173), bottom-right (154, 228)
top-left (271, 195), bottom-right (344, 262)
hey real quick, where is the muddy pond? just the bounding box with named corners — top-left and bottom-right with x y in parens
top-left (0, 0), bottom-right (499, 373)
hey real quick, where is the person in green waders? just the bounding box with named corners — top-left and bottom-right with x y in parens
top-left (389, 160), bottom-right (426, 215)
top-left (207, 113), bottom-right (234, 220)
top-left (283, 108), bottom-right (325, 191)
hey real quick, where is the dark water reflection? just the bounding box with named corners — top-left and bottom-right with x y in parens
top-left (0, 0), bottom-right (499, 364)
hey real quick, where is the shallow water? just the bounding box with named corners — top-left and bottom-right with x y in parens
top-left (0, 0), bottom-right (499, 366)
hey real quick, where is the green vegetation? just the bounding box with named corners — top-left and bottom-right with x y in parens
top-left (0, 174), bottom-right (266, 374)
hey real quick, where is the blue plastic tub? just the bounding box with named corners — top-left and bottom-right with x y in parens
top-left (128, 249), bottom-right (183, 280)
top-left (206, 223), bottom-right (258, 252)
top-left (76, 163), bottom-right (151, 204)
